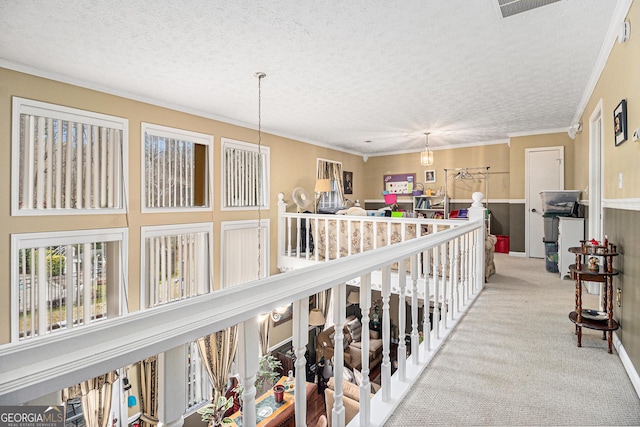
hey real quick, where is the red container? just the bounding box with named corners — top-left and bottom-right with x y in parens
top-left (495, 235), bottom-right (509, 253)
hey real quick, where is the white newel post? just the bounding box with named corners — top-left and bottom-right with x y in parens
top-left (158, 345), bottom-right (187, 427)
top-left (468, 192), bottom-right (486, 293)
top-left (277, 193), bottom-right (287, 270)
top-left (381, 266), bottom-right (391, 402)
top-left (359, 274), bottom-right (372, 427)
top-left (397, 262), bottom-right (407, 381)
top-left (238, 318), bottom-right (260, 427)
top-left (292, 298), bottom-right (309, 427)
top-left (332, 283), bottom-right (347, 427)
top-left (410, 254), bottom-right (420, 363)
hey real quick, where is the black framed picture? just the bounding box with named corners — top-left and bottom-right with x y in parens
top-left (343, 171), bottom-right (353, 194)
top-left (614, 99), bottom-right (627, 146)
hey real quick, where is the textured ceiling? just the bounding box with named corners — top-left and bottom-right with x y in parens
top-left (0, 0), bottom-right (620, 156)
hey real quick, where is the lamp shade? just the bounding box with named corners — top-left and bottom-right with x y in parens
top-left (347, 291), bottom-right (360, 305)
top-left (315, 178), bottom-right (332, 193)
top-left (309, 308), bottom-right (326, 326)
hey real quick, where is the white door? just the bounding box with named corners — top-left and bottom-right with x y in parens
top-left (526, 147), bottom-right (564, 258)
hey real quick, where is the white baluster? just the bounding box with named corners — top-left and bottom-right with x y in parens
top-left (381, 266), bottom-right (391, 402)
top-left (398, 260), bottom-right (407, 381)
top-left (359, 274), bottom-right (372, 426)
top-left (293, 299), bottom-right (309, 427)
top-left (410, 254), bottom-right (420, 362)
top-left (422, 248), bottom-right (431, 353)
top-left (433, 243), bottom-right (440, 340)
top-left (452, 237), bottom-right (460, 318)
top-left (441, 243), bottom-right (449, 330)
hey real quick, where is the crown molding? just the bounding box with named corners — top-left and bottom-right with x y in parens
top-left (507, 128), bottom-right (568, 138)
top-left (571, 0), bottom-right (634, 125)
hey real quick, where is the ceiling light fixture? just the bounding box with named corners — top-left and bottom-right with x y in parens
top-left (420, 132), bottom-right (434, 167)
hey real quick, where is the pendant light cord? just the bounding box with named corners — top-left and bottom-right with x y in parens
top-left (255, 72), bottom-right (266, 280)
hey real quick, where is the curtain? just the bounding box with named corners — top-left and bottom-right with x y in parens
top-left (139, 356), bottom-right (159, 426)
top-left (318, 289), bottom-right (332, 329)
top-left (323, 288), bottom-right (336, 330)
top-left (198, 326), bottom-right (239, 403)
top-left (258, 316), bottom-right (270, 356)
top-left (317, 159), bottom-right (344, 207)
top-left (63, 371), bottom-right (119, 427)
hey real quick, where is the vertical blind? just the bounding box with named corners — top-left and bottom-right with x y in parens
top-left (144, 135), bottom-right (195, 209)
top-left (18, 113), bottom-right (123, 211)
top-left (145, 231), bottom-right (210, 307)
top-left (223, 145), bottom-right (268, 208)
top-left (16, 241), bottom-right (110, 340)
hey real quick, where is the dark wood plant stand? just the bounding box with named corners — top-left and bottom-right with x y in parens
top-left (568, 243), bottom-right (619, 353)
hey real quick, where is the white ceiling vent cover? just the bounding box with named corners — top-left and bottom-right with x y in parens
top-left (496, 0), bottom-right (562, 18)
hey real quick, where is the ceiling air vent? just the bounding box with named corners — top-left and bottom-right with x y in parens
top-left (496, 0), bottom-right (562, 19)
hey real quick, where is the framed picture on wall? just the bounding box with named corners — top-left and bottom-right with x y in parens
top-left (614, 99), bottom-right (627, 146)
top-left (425, 170), bottom-right (436, 183)
top-left (343, 171), bottom-right (353, 194)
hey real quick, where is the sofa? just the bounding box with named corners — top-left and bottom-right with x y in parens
top-left (316, 316), bottom-right (382, 371)
top-left (324, 376), bottom-right (379, 427)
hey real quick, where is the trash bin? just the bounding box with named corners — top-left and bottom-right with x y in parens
top-left (495, 235), bottom-right (509, 253)
top-left (544, 241), bottom-right (559, 273)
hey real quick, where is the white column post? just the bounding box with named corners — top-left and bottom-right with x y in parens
top-left (468, 192), bottom-right (486, 293)
top-left (452, 237), bottom-right (460, 319)
top-left (331, 283), bottom-right (347, 427)
top-left (292, 298), bottom-right (309, 427)
top-left (238, 318), bottom-right (260, 427)
top-left (158, 345), bottom-right (187, 427)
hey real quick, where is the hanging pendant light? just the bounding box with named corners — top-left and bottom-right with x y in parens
top-left (420, 132), bottom-right (434, 167)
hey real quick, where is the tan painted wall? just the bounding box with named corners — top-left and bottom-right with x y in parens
top-left (573, 2), bottom-right (640, 198)
top-left (508, 133), bottom-right (575, 200)
top-left (0, 68), bottom-right (364, 344)
top-left (363, 143), bottom-right (511, 203)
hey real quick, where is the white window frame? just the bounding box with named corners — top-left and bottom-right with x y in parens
top-left (221, 138), bottom-right (270, 211)
top-left (220, 220), bottom-right (270, 288)
top-left (10, 228), bottom-right (128, 343)
top-left (141, 123), bottom-right (214, 213)
top-left (139, 223), bottom-right (214, 309)
top-left (11, 97), bottom-right (128, 216)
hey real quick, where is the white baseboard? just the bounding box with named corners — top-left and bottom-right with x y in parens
top-left (508, 251), bottom-right (526, 257)
top-left (614, 332), bottom-right (640, 399)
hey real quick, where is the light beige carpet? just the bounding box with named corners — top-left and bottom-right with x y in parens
top-left (385, 253), bottom-right (640, 426)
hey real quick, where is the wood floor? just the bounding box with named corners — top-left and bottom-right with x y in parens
top-left (306, 384), bottom-right (327, 426)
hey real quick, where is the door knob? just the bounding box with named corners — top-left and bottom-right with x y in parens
top-left (531, 208), bottom-right (537, 213)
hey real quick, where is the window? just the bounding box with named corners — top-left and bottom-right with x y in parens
top-left (140, 223), bottom-right (213, 411)
top-left (11, 97), bottom-right (128, 216)
top-left (140, 223), bottom-right (213, 308)
top-left (317, 158), bottom-right (344, 210)
top-left (11, 228), bottom-right (128, 342)
top-left (221, 138), bottom-right (270, 210)
top-left (142, 123), bottom-right (213, 212)
top-left (220, 220), bottom-right (270, 287)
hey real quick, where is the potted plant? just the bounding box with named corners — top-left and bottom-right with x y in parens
top-left (197, 395), bottom-right (234, 426)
